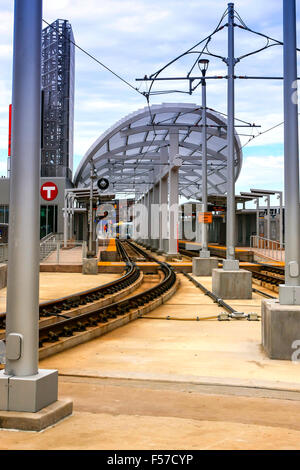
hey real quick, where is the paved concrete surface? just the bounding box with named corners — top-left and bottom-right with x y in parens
top-left (1, 270), bottom-right (300, 449)
top-left (0, 272), bottom-right (120, 312)
top-left (39, 275), bottom-right (300, 388)
top-left (1, 378), bottom-right (300, 449)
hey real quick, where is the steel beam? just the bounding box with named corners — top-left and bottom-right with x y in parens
top-left (280, 0), bottom-right (300, 304)
top-left (168, 130), bottom-right (179, 255)
top-left (224, 2), bottom-right (238, 269)
top-left (5, 0), bottom-right (43, 377)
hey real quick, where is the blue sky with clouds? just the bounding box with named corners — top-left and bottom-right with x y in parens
top-left (0, 0), bottom-right (298, 206)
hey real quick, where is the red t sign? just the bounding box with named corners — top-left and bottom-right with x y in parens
top-left (40, 182), bottom-right (58, 201)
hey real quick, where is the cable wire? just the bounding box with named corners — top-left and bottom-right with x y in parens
top-left (42, 19), bottom-right (144, 96)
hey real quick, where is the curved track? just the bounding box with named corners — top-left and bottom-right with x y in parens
top-left (0, 249), bottom-right (140, 331)
top-left (38, 239), bottom-right (176, 346)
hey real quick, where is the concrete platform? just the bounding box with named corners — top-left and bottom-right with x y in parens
top-left (0, 398), bottom-right (73, 432)
top-left (179, 240), bottom-right (254, 262)
top-left (0, 272), bottom-right (120, 313)
top-left (39, 274), bottom-right (299, 389)
top-left (1, 270), bottom-right (300, 449)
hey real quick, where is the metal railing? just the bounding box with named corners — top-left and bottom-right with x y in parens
top-left (40, 238), bottom-right (88, 264)
top-left (39, 233), bottom-right (57, 261)
top-left (250, 235), bottom-right (285, 262)
top-left (0, 235), bottom-right (88, 265)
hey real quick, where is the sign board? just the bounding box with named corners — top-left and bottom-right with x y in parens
top-left (198, 212), bottom-right (213, 224)
top-left (40, 182), bottom-right (58, 201)
top-left (97, 178), bottom-right (109, 191)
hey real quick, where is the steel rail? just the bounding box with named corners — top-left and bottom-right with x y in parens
top-left (38, 240), bottom-right (176, 345)
top-left (178, 246), bottom-right (282, 288)
top-left (0, 245), bottom-right (139, 330)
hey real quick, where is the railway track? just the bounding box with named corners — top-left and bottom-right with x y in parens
top-left (178, 246), bottom-right (282, 293)
top-left (0, 240), bottom-right (177, 361)
top-left (38, 240), bottom-right (177, 350)
top-left (0, 247), bottom-right (141, 333)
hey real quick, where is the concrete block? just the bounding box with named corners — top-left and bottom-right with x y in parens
top-left (0, 398), bottom-right (73, 432)
top-left (4, 369), bottom-right (58, 413)
top-left (99, 251), bottom-right (120, 262)
top-left (279, 285), bottom-right (300, 305)
top-left (0, 372), bottom-right (10, 410)
top-left (212, 268), bottom-right (252, 299)
top-left (261, 299), bottom-right (300, 360)
top-left (223, 259), bottom-right (240, 271)
top-left (82, 257), bottom-right (98, 274)
top-left (200, 250), bottom-right (210, 259)
top-left (165, 253), bottom-right (182, 262)
top-left (192, 257), bottom-right (219, 276)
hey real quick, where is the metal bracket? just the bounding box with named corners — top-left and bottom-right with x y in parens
top-left (223, 58), bottom-right (240, 66)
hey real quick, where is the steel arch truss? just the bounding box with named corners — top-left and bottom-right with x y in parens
top-left (74, 103), bottom-right (243, 199)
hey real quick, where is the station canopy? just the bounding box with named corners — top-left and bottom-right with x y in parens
top-left (74, 103), bottom-right (243, 200)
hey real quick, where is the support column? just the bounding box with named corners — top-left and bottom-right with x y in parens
top-left (266, 195), bottom-right (270, 246)
top-left (158, 147), bottom-right (169, 254)
top-left (256, 198), bottom-right (259, 240)
top-left (63, 191), bottom-right (68, 248)
top-left (0, 0), bottom-right (62, 415)
top-left (212, 2), bottom-right (252, 298)
top-left (69, 196), bottom-right (74, 240)
top-left (141, 195), bottom-right (146, 246)
top-left (200, 75), bottom-right (210, 259)
top-left (224, 2), bottom-right (239, 271)
top-left (262, 0), bottom-right (300, 360)
top-left (148, 188), bottom-right (153, 249)
top-left (167, 130), bottom-right (179, 258)
top-left (152, 183), bottom-right (159, 251)
top-left (145, 192), bottom-right (150, 248)
top-left (278, 192), bottom-right (283, 248)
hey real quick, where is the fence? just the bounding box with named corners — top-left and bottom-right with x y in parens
top-left (250, 235), bottom-right (285, 262)
top-left (40, 239), bottom-right (87, 264)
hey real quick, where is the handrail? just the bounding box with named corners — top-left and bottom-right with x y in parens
top-left (250, 235), bottom-right (285, 262)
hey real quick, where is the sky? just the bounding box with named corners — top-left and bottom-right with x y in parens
top-left (0, 0), bottom-right (298, 207)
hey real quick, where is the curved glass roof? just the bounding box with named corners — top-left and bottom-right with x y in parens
top-left (74, 103), bottom-right (243, 199)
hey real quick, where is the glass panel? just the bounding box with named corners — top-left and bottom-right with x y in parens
top-left (47, 206), bottom-right (54, 235)
top-left (40, 206), bottom-right (47, 239)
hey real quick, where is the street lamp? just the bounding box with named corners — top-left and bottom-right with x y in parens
top-left (198, 59), bottom-right (209, 76)
top-left (198, 58), bottom-right (210, 258)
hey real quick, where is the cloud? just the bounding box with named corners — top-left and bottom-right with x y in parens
top-left (235, 154), bottom-right (284, 198)
top-left (0, 0), bottom-right (297, 191)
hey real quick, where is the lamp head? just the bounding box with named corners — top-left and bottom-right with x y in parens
top-left (198, 59), bottom-right (210, 76)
